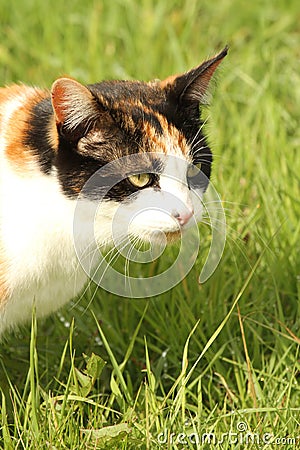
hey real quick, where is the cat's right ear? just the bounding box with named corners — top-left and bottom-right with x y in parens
top-left (51, 78), bottom-right (99, 138)
top-left (160, 47), bottom-right (228, 106)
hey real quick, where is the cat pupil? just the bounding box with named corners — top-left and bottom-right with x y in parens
top-left (128, 173), bottom-right (151, 188)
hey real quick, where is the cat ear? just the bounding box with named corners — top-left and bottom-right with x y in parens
top-left (160, 46), bottom-right (228, 104)
top-left (51, 77), bottom-right (99, 133)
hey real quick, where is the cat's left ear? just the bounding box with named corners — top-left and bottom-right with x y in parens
top-left (160, 46), bottom-right (228, 104)
top-left (51, 77), bottom-right (99, 135)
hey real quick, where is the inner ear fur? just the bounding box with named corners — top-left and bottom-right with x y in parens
top-left (51, 77), bottom-right (99, 131)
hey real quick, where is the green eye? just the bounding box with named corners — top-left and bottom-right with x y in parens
top-left (128, 173), bottom-right (151, 188)
top-left (187, 162), bottom-right (202, 178)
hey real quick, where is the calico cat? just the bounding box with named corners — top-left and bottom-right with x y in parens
top-left (0, 47), bottom-right (227, 335)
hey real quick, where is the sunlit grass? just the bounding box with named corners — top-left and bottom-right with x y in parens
top-left (0, 0), bottom-right (300, 448)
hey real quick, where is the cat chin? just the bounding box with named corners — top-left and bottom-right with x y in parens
top-left (136, 228), bottom-right (183, 246)
top-left (162, 230), bottom-right (182, 244)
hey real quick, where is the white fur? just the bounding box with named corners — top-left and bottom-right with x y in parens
top-left (0, 162), bottom-right (81, 334)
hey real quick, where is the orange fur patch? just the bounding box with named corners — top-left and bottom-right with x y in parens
top-left (47, 118), bottom-right (59, 150)
top-left (142, 110), bottom-right (189, 157)
top-left (0, 84), bottom-right (28, 104)
top-left (0, 85), bottom-right (49, 171)
top-left (100, 96), bottom-right (190, 157)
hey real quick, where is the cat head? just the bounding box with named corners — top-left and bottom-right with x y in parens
top-left (51, 47), bottom-right (227, 245)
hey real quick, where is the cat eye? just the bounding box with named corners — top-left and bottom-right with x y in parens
top-left (187, 162), bottom-right (202, 179)
top-left (128, 173), bottom-right (152, 188)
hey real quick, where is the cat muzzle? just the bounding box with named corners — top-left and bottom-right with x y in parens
top-left (172, 208), bottom-right (194, 227)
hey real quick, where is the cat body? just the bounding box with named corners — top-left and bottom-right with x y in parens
top-left (0, 48), bottom-right (227, 335)
top-left (0, 86), bottom-right (85, 332)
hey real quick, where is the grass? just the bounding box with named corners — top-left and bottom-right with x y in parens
top-left (0, 0), bottom-right (300, 448)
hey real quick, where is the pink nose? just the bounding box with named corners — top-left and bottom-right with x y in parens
top-left (173, 209), bottom-right (194, 226)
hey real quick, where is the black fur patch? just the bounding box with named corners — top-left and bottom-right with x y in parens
top-left (159, 98), bottom-right (212, 187)
top-left (89, 81), bottom-right (165, 136)
top-left (24, 97), bottom-right (55, 174)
